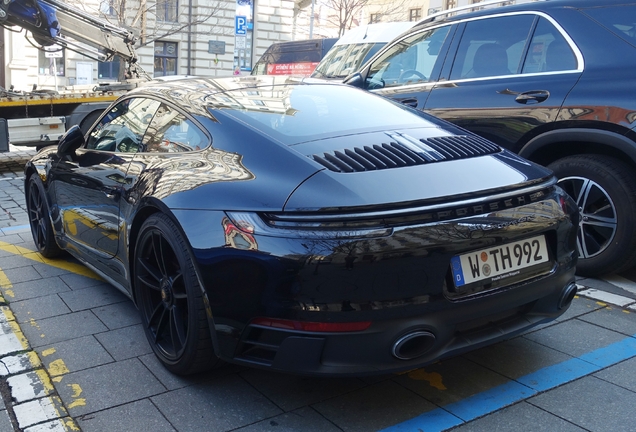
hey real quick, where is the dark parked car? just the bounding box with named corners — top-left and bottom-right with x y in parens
top-left (344, 0), bottom-right (636, 277)
top-left (25, 76), bottom-right (578, 376)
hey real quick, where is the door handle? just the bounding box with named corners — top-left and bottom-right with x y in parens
top-left (398, 98), bottom-right (419, 108)
top-left (514, 90), bottom-right (550, 104)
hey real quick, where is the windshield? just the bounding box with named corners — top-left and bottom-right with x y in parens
top-left (312, 42), bottom-right (385, 79)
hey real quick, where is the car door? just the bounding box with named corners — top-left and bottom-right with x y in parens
top-left (52, 97), bottom-right (160, 257)
top-left (423, 13), bottom-right (583, 152)
top-left (365, 24), bottom-right (455, 109)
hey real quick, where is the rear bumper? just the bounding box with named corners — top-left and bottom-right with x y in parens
top-left (227, 263), bottom-right (576, 376)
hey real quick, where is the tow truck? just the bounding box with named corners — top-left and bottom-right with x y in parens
top-left (0, 0), bottom-right (147, 151)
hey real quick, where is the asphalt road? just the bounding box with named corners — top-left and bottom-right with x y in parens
top-left (2, 147), bottom-right (636, 432)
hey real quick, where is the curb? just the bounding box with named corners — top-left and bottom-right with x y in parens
top-left (0, 275), bottom-right (79, 432)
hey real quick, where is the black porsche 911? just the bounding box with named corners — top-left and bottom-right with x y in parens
top-left (25, 76), bottom-right (579, 376)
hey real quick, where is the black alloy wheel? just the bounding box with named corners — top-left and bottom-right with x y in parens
top-left (134, 213), bottom-right (218, 375)
top-left (26, 175), bottom-right (62, 258)
top-left (549, 155), bottom-right (636, 277)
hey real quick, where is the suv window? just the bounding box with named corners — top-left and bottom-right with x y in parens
top-left (523, 17), bottom-right (576, 73)
top-left (86, 98), bottom-right (160, 152)
top-left (366, 26), bottom-right (451, 89)
top-left (450, 15), bottom-right (535, 80)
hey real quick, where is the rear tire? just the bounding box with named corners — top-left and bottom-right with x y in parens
top-left (134, 213), bottom-right (220, 375)
top-left (548, 155), bottom-right (636, 277)
top-left (26, 175), bottom-right (62, 258)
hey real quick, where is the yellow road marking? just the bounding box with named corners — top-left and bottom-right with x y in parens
top-left (0, 241), bottom-right (101, 280)
top-left (407, 369), bottom-right (448, 391)
top-left (42, 348), bottom-right (57, 356)
top-left (48, 359), bottom-right (70, 377)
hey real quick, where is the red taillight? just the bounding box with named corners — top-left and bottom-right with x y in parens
top-left (251, 317), bottom-right (371, 332)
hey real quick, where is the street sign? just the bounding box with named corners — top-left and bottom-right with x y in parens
top-left (208, 40), bottom-right (226, 54)
top-left (44, 45), bottom-right (63, 58)
top-left (235, 16), bottom-right (247, 35)
top-left (235, 36), bottom-right (246, 49)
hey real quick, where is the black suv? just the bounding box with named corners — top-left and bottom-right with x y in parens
top-left (344, 0), bottom-right (636, 277)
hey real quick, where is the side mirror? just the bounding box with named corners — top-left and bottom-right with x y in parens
top-left (343, 72), bottom-right (364, 88)
top-left (57, 125), bottom-right (85, 160)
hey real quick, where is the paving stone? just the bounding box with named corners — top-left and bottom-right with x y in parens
top-left (463, 337), bottom-right (572, 380)
top-left (56, 358), bottom-right (165, 416)
top-left (522, 319), bottom-right (627, 358)
top-left (312, 379), bottom-right (436, 432)
top-left (2, 277), bottom-right (71, 302)
top-left (0, 409), bottom-right (12, 432)
top-left (8, 370), bottom-right (56, 403)
top-left (20, 310), bottom-right (107, 348)
top-left (59, 273), bottom-right (107, 290)
top-left (92, 301), bottom-right (141, 330)
top-left (594, 357), bottom-right (636, 393)
top-left (58, 284), bottom-right (127, 312)
top-left (1, 265), bottom-right (45, 284)
top-left (36, 335), bottom-right (114, 375)
top-left (13, 396), bottom-right (67, 429)
top-left (76, 399), bottom-right (175, 432)
top-left (32, 263), bottom-right (72, 279)
top-left (451, 401), bottom-right (586, 431)
top-left (393, 356), bottom-right (510, 407)
top-left (138, 353), bottom-right (240, 391)
top-left (554, 295), bottom-right (606, 322)
top-left (0, 323), bottom-right (28, 356)
top-left (11, 294), bottom-right (72, 323)
top-left (240, 369), bottom-right (366, 412)
top-left (529, 376), bottom-right (636, 432)
top-left (0, 351), bottom-right (42, 376)
top-left (151, 374), bottom-right (282, 432)
top-left (234, 406), bottom-right (342, 432)
top-left (94, 324), bottom-right (152, 361)
top-left (24, 418), bottom-right (79, 432)
top-left (578, 306), bottom-right (636, 336)
top-left (0, 254), bottom-right (34, 271)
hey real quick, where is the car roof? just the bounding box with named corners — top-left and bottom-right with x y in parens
top-left (412, 0), bottom-right (632, 30)
top-left (129, 76), bottom-right (362, 110)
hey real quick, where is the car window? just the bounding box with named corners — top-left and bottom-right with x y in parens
top-left (522, 17), bottom-right (576, 73)
top-left (86, 98), bottom-right (160, 153)
top-left (581, 5), bottom-right (636, 48)
top-left (365, 26), bottom-right (451, 89)
top-left (450, 15), bottom-right (535, 80)
top-left (142, 104), bottom-right (208, 152)
top-left (313, 43), bottom-right (385, 79)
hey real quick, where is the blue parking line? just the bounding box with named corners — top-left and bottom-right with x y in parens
top-left (381, 334), bottom-right (636, 432)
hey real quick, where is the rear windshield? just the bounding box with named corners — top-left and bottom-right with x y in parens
top-left (582, 5), bottom-right (636, 47)
top-left (312, 43), bottom-right (385, 79)
top-left (211, 84), bottom-right (433, 142)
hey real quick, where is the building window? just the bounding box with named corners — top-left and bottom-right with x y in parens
top-left (369, 13), bottom-right (381, 24)
top-left (409, 8), bottom-right (422, 21)
top-left (154, 41), bottom-right (178, 76)
top-left (100, 0), bottom-right (115, 16)
top-left (98, 57), bottom-right (121, 79)
top-left (38, 48), bottom-right (65, 76)
top-left (444, 0), bottom-right (457, 9)
top-left (157, 0), bottom-right (178, 22)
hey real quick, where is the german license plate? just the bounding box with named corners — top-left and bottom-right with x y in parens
top-left (451, 235), bottom-right (549, 287)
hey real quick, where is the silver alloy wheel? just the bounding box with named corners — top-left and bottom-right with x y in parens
top-left (558, 176), bottom-right (617, 259)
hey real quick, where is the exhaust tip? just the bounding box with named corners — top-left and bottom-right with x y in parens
top-left (559, 282), bottom-right (578, 310)
top-left (392, 331), bottom-right (436, 360)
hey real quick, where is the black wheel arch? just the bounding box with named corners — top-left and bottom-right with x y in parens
top-left (519, 127), bottom-right (636, 168)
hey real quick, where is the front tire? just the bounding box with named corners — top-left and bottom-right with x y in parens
top-left (26, 175), bottom-right (62, 258)
top-left (548, 155), bottom-right (636, 277)
top-left (134, 213), bottom-right (219, 375)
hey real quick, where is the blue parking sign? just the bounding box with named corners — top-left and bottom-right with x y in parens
top-left (235, 16), bottom-right (247, 35)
